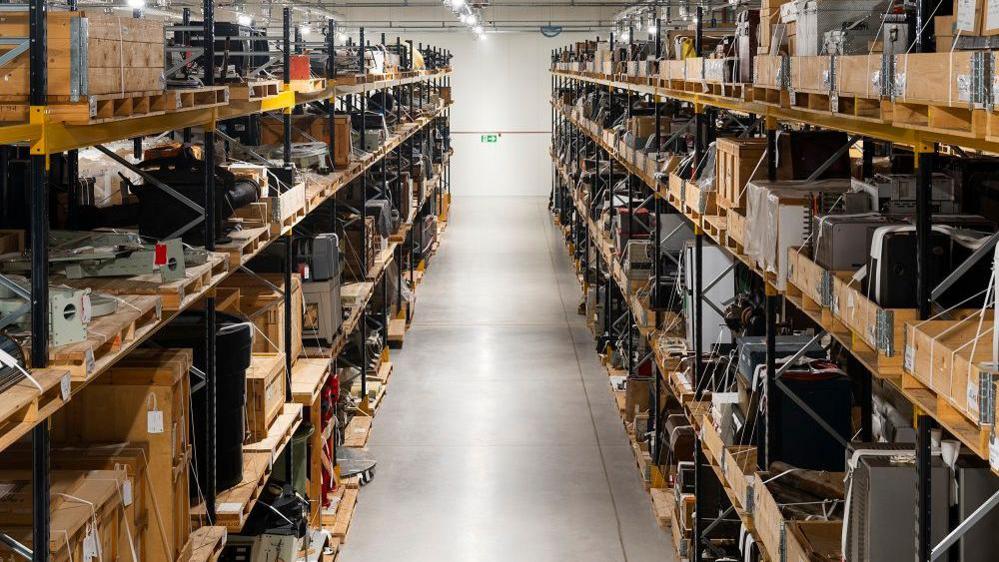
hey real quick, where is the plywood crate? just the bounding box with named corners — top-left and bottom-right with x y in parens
top-left (219, 273), bottom-right (303, 362)
top-left (893, 52), bottom-right (976, 106)
top-left (786, 247), bottom-right (833, 311)
top-left (668, 171), bottom-right (685, 204)
top-left (0, 444), bottom-right (153, 562)
top-left (834, 53), bottom-right (884, 99)
top-left (785, 520), bottom-right (842, 562)
top-left (727, 209), bottom-right (746, 248)
top-left (0, 12), bottom-right (164, 101)
top-left (752, 474), bottom-right (785, 559)
top-left (700, 415), bottom-right (726, 463)
top-left (716, 137), bottom-right (766, 211)
top-left (753, 55), bottom-right (784, 89)
top-left (904, 315), bottom-right (996, 425)
top-left (684, 57), bottom-right (704, 83)
top-left (790, 55), bottom-right (832, 93)
top-left (51, 349), bottom-right (193, 562)
top-left (666, 59), bottom-right (686, 84)
top-left (245, 352), bottom-right (288, 442)
top-left (684, 177), bottom-right (716, 216)
top-left (0, 469), bottom-right (130, 562)
top-left (830, 276), bottom-right (915, 369)
top-left (721, 446), bottom-right (757, 511)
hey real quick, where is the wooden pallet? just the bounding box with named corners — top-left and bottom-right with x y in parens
top-left (343, 415), bottom-right (373, 448)
top-left (789, 88), bottom-right (833, 113)
top-left (192, 451), bottom-right (271, 531)
top-left (750, 85), bottom-right (786, 107)
top-left (187, 526), bottom-right (227, 562)
top-left (165, 86), bottom-right (230, 111)
top-left (900, 372), bottom-right (992, 459)
top-left (291, 78), bottom-right (328, 94)
top-left (387, 317), bottom-right (407, 348)
top-left (892, 102), bottom-right (987, 138)
top-left (36, 294), bottom-right (162, 382)
top-left (218, 226), bottom-right (271, 268)
top-left (228, 80), bottom-right (281, 101)
top-left (2, 90), bottom-right (169, 124)
top-left (57, 251), bottom-right (228, 311)
top-left (245, 402), bottom-right (304, 460)
top-left (0, 368), bottom-right (70, 452)
top-left (327, 484), bottom-right (359, 541)
top-left (833, 93), bottom-right (890, 122)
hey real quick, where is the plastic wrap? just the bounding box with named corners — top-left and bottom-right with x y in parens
top-left (745, 179), bottom-right (852, 288)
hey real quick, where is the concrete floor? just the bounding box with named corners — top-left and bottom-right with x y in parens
top-left (338, 196), bottom-right (674, 562)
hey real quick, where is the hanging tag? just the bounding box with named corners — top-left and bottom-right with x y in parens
top-left (60, 374), bottom-right (71, 401)
top-left (147, 410), bottom-right (164, 434)
top-left (904, 345), bottom-right (915, 373)
top-left (82, 525), bottom-right (98, 562)
top-left (990, 432), bottom-right (999, 472)
top-left (122, 479), bottom-right (133, 507)
top-left (85, 348), bottom-right (96, 377)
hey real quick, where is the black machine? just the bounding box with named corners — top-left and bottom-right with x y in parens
top-left (150, 310), bottom-right (253, 497)
top-left (129, 149), bottom-right (260, 246)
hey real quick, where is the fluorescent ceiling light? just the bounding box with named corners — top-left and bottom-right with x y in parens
top-left (237, 14), bottom-right (253, 26)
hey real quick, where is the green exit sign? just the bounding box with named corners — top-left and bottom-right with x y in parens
top-left (480, 134), bottom-right (499, 143)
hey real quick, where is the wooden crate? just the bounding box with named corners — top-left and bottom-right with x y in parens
top-left (785, 520), bottom-right (842, 562)
top-left (0, 469), bottom-right (129, 562)
top-left (752, 474), bottom-right (784, 559)
top-left (834, 54), bottom-right (887, 121)
top-left (892, 52), bottom-right (985, 136)
top-left (726, 209), bottom-right (747, 250)
top-left (716, 137), bottom-right (766, 211)
top-left (0, 444), bottom-right (157, 562)
top-left (0, 12), bottom-right (164, 101)
top-left (904, 315), bottom-right (995, 425)
top-left (683, 177), bottom-right (716, 217)
top-left (245, 352), bottom-right (288, 442)
top-left (51, 349), bottom-right (193, 562)
top-left (789, 55), bottom-right (833, 111)
top-left (219, 273), bottom-right (304, 362)
top-left (830, 276), bottom-right (916, 371)
top-left (752, 55), bottom-right (785, 106)
top-left (721, 445), bottom-right (757, 511)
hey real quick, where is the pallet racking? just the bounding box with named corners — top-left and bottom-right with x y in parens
top-left (0, 0), bottom-right (453, 560)
top-left (550, 12), bottom-right (999, 562)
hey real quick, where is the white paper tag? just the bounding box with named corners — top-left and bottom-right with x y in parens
top-left (84, 348), bottom-right (96, 377)
top-left (904, 345), bottom-right (915, 373)
top-left (82, 527), bottom-right (99, 562)
top-left (147, 410), bottom-right (164, 434)
top-left (218, 502), bottom-right (243, 514)
top-left (60, 374), bottom-right (71, 401)
top-left (968, 378), bottom-right (980, 418)
top-left (122, 479), bottom-right (133, 506)
top-left (989, 433), bottom-right (999, 472)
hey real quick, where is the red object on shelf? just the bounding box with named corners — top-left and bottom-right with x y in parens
top-left (289, 54), bottom-right (311, 80)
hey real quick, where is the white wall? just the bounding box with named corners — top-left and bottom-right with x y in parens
top-left (401, 31), bottom-right (592, 197)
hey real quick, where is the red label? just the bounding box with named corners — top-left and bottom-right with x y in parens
top-left (154, 243), bottom-right (167, 266)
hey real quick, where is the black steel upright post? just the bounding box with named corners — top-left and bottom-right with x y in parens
top-left (916, 415), bottom-right (932, 562)
top-left (695, 6), bottom-right (703, 56)
top-left (764, 122), bottom-right (780, 468)
top-left (29, 0), bottom-right (49, 555)
top-left (327, 20), bottom-right (336, 169)
top-left (359, 27), bottom-right (369, 408)
top-left (202, 0), bottom-right (218, 522)
top-left (182, 7), bottom-right (192, 143)
top-left (915, 147), bottom-right (934, 320)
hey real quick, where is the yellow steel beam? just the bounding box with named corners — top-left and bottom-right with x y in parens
top-left (42, 108), bottom-right (216, 154)
top-left (0, 122), bottom-right (39, 146)
top-left (555, 70), bottom-right (999, 153)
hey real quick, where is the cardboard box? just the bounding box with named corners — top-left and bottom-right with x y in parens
top-left (955, 0), bottom-right (984, 34)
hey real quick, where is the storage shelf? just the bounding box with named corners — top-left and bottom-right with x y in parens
top-left (552, 69), bottom-right (999, 153)
top-left (6, 70), bottom-right (449, 154)
top-left (550, 99), bottom-right (998, 478)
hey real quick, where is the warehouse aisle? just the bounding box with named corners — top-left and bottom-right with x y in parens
top-left (339, 197), bottom-right (673, 562)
